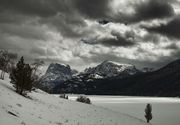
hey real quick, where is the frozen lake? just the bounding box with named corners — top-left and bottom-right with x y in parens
top-left (68, 95), bottom-right (180, 125)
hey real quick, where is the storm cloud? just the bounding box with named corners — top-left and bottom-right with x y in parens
top-left (115, 0), bottom-right (175, 23)
top-left (0, 0), bottom-right (68, 17)
top-left (0, 0), bottom-right (180, 71)
top-left (144, 16), bottom-right (180, 39)
top-left (72, 0), bottom-right (111, 19)
top-left (83, 30), bottom-right (136, 47)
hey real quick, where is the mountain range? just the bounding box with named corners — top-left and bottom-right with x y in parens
top-left (39, 59), bottom-right (180, 97)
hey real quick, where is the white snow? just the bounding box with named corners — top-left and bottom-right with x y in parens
top-left (94, 74), bottom-right (103, 79)
top-left (67, 95), bottom-right (180, 125)
top-left (105, 61), bottom-right (132, 67)
top-left (0, 73), bottom-right (148, 125)
top-left (68, 95), bottom-right (180, 103)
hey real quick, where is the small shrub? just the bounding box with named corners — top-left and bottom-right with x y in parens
top-left (59, 94), bottom-right (68, 99)
top-left (145, 103), bottom-right (153, 123)
top-left (76, 96), bottom-right (91, 104)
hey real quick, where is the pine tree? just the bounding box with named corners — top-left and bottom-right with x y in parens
top-left (10, 57), bottom-right (33, 95)
top-left (145, 103), bottom-right (153, 123)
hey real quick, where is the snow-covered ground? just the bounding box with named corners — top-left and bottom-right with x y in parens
top-left (0, 74), bottom-right (148, 125)
top-left (68, 95), bottom-right (180, 125)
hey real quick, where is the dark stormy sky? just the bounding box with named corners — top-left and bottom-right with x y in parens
top-left (1, 0), bottom-right (180, 71)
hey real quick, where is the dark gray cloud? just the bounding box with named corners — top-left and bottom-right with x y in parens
top-left (165, 43), bottom-right (179, 50)
top-left (43, 14), bottom-right (88, 38)
top-left (72, 0), bottom-right (174, 24)
top-left (0, 12), bottom-right (31, 24)
top-left (98, 20), bottom-right (110, 25)
top-left (0, 0), bottom-right (69, 17)
top-left (83, 30), bottom-right (136, 47)
top-left (144, 16), bottom-right (180, 39)
top-left (0, 0), bottom-right (89, 38)
top-left (135, 0), bottom-right (174, 20)
top-left (72, 0), bottom-right (111, 20)
top-left (1, 0), bottom-right (174, 23)
top-left (116, 0), bottom-right (174, 23)
top-left (0, 23), bottom-right (51, 40)
top-left (100, 31), bottom-right (136, 47)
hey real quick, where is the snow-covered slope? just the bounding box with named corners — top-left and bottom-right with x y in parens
top-left (0, 74), bottom-right (148, 125)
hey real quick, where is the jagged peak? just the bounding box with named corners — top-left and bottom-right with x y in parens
top-left (83, 60), bottom-right (139, 78)
top-left (46, 63), bottom-right (72, 75)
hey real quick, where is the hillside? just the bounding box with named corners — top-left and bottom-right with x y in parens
top-left (0, 73), bottom-right (148, 125)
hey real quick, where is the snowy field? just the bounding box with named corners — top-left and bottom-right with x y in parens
top-left (0, 74), bottom-right (148, 125)
top-left (68, 95), bottom-right (180, 125)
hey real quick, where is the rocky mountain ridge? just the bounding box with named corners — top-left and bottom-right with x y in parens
top-left (39, 61), bottom-right (141, 93)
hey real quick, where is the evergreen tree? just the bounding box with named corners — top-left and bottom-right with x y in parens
top-left (145, 103), bottom-right (153, 123)
top-left (10, 57), bottom-right (33, 95)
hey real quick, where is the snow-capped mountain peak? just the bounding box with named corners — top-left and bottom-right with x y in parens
top-left (84, 60), bottom-right (139, 78)
top-left (39, 61), bottom-right (140, 93)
